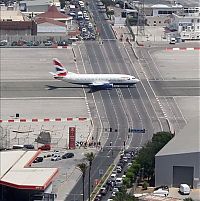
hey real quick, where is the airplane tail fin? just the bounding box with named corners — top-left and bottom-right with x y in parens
top-left (52, 58), bottom-right (68, 77)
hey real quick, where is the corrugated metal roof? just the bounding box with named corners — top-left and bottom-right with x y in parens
top-left (156, 117), bottom-right (200, 156)
top-left (0, 150), bottom-right (58, 190)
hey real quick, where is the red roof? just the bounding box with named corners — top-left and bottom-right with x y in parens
top-left (36, 5), bottom-right (70, 19)
top-left (35, 17), bottom-right (67, 27)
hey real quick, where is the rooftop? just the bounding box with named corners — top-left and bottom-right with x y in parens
top-left (156, 117), bottom-right (200, 156)
top-left (35, 5), bottom-right (71, 20)
top-left (0, 150), bottom-right (58, 190)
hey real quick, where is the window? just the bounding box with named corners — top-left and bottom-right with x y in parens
top-left (159, 21), bottom-right (161, 23)
top-left (197, 19), bottom-right (200, 23)
top-left (191, 19), bottom-right (194, 23)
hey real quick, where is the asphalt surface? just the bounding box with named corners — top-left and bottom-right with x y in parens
top-left (65, 0), bottom-right (171, 200)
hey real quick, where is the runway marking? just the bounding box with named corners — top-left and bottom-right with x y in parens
top-left (0, 97), bottom-right (86, 100)
top-left (166, 47), bottom-right (200, 51)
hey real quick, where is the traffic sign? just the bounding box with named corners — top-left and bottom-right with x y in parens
top-left (129, 128), bottom-right (145, 133)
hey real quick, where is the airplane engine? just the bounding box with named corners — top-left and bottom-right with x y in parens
top-left (103, 83), bottom-right (113, 89)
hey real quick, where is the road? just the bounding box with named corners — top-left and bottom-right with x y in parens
top-left (65, 0), bottom-right (171, 200)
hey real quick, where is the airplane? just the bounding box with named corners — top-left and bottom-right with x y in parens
top-left (49, 58), bottom-right (140, 90)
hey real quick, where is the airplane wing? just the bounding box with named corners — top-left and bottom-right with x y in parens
top-left (89, 82), bottom-right (110, 87)
top-left (89, 82), bottom-right (113, 89)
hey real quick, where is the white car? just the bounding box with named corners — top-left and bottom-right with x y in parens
top-left (85, 15), bottom-right (90, 20)
top-left (82, 28), bottom-right (87, 33)
top-left (113, 187), bottom-right (119, 192)
top-left (111, 192), bottom-right (116, 198)
top-left (51, 155), bottom-right (61, 161)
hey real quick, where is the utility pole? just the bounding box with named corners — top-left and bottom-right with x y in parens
top-left (137, 0), bottom-right (145, 36)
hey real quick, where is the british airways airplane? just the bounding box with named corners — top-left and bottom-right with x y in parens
top-left (50, 58), bottom-right (139, 90)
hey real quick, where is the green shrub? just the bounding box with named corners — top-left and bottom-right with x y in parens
top-left (142, 181), bottom-right (149, 190)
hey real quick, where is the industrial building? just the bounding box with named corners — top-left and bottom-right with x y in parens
top-left (155, 118), bottom-right (200, 189)
top-left (0, 150), bottom-right (58, 201)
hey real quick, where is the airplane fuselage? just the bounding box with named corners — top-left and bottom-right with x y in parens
top-left (60, 74), bottom-right (139, 85)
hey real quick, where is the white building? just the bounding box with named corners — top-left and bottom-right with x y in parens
top-left (151, 4), bottom-right (183, 17)
top-left (168, 11), bottom-right (200, 40)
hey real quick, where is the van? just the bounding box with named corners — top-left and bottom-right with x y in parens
top-left (116, 177), bottom-right (123, 187)
top-left (179, 184), bottom-right (190, 195)
top-left (169, 37), bottom-right (176, 44)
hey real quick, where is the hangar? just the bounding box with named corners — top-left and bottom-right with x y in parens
top-left (155, 117), bottom-right (200, 189)
top-left (0, 150), bottom-right (58, 201)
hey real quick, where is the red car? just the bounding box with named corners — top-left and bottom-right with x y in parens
top-left (38, 144), bottom-right (51, 150)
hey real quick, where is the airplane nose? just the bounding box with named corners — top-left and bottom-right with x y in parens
top-left (135, 79), bottom-right (140, 83)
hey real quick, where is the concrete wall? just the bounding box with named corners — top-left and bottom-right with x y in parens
top-left (146, 15), bottom-right (171, 26)
top-left (155, 152), bottom-right (200, 189)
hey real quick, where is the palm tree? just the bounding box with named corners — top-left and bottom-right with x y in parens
top-left (77, 163), bottom-right (87, 201)
top-left (85, 152), bottom-right (95, 201)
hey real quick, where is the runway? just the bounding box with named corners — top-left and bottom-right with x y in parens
top-left (150, 80), bottom-right (200, 96)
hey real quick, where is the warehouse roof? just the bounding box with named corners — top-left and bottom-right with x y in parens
top-left (156, 117), bottom-right (200, 156)
top-left (35, 17), bottom-right (67, 27)
top-left (0, 150), bottom-right (58, 190)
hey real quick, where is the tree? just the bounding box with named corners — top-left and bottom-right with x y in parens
top-left (183, 198), bottom-right (194, 201)
top-left (77, 163), bottom-right (87, 201)
top-left (85, 152), bottom-right (95, 201)
top-left (114, 186), bottom-right (138, 201)
top-left (136, 132), bottom-right (173, 183)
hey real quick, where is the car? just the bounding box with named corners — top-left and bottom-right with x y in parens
top-left (52, 150), bottom-right (60, 156)
top-left (62, 152), bottom-right (74, 159)
top-left (44, 41), bottom-right (52, 46)
top-left (33, 156), bottom-right (43, 163)
top-left (38, 144), bottom-right (51, 150)
top-left (51, 155), bottom-right (61, 161)
top-left (113, 187), bottom-right (119, 192)
top-left (24, 144), bottom-right (35, 149)
top-left (122, 156), bottom-right (128, 162)
top-left (84, 15), bottom-right (89, 20)
top-left (82, 27), bottom-right (87, 32)
top-left (100, 187), bottom-right (107, 195)
top-left (116, 166), bottom-right (122, 173)
top-left (111, 192), bottom-right (116, 198)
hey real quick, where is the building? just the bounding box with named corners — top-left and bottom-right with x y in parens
top-left (151, 4), bottom-right (183, 17)
top-left (34, 5), bottom-right (72, 35)
top-left (0, 150), bottom-right (58, 201)
top-left (0, 4), bottom-right (37, 35)
top-left (167, 8), bottom-right (200, 40)
top-left (35, 17), bottom-right (67, 35)
top-left (155, 117), bottom-right (200, 189)
top-left (145, 4), bottom-right (183, 26)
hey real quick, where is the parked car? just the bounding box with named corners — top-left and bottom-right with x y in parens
top-left (33, 156), bottom-right (43, 163)
top-left (51, 155), bottom-right (61, 161)
top-left (100, 187), bottom-right (107, 195)
top-left (52, 150), bottom-right (60, 156)
top-left (62, 152), bottom-right (74, 159)
top-left (153, 189), bottom-right (169, 197)
top-left (0, 40), bottom-right (7, 46)
top-left (24, 144), bottom-right (35, 149)
top-left (38, 144), bottom-right (51, 150)
top-left (44, 41), bottom-right (52, 46)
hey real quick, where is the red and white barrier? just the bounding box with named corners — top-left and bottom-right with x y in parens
top-left (166, 47), bottom-right (200, 51)
top-left (0, 117), bottom-right (89, 123)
